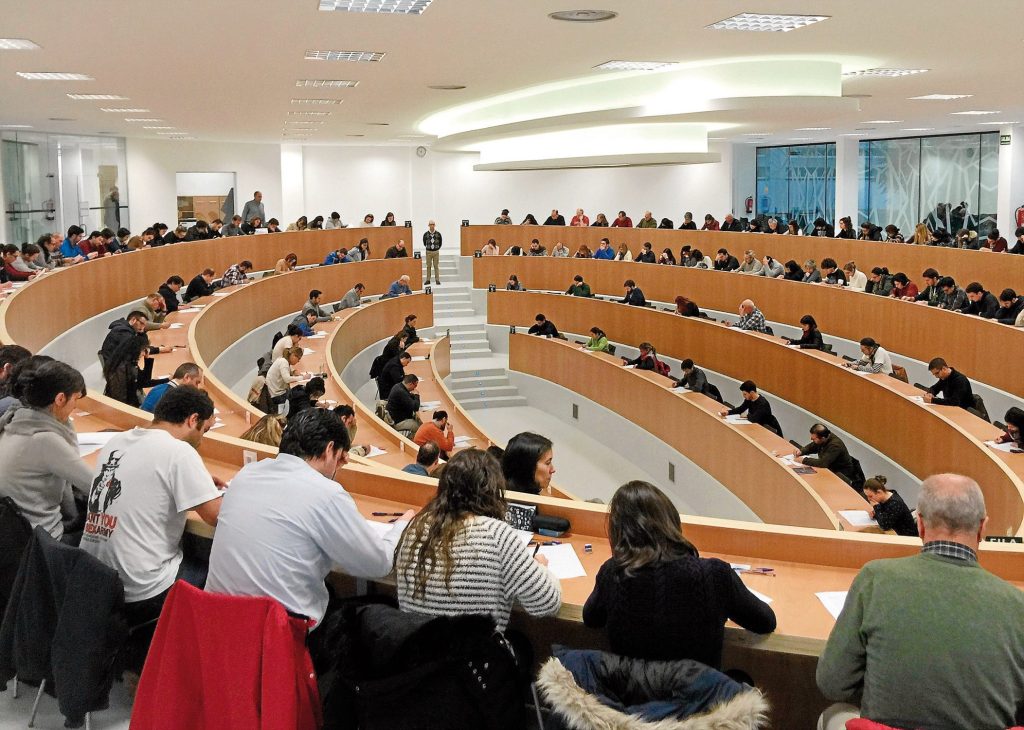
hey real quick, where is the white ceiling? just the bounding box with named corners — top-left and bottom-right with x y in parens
top-left (1, 0), bottom-right (1022, 148)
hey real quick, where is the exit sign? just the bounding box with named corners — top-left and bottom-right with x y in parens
top-left (1001, 135), bottom-right (1011, 145)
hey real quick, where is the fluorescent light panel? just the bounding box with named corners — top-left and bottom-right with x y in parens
top-left (796, 127), bottom-right (831, 131)
top-left (864, 120), bottom-right (901, 124)
top-left (101, 108), bottom-right (149, 113)
top-left (67, 93), bottom-right (127, 100)
top-left (0, 124), bottom-right (33, 128)
top-left (296, 79), bottom-right (359, 87)
top-left (951, 110), bottom-right (1000, 115)
top-left (305, 50), bottom-right (384, 62)
top-left (125, 118), bottom-right (163, 122)
top-left (707, 13), bottom-right (829, 32)
top-left (909, 94), bottom-right (972, 100)
top-left (291, 99), bottom-right (341, 105)
top-left (156, 131), bottom-right (184, 135)
top-left (593, 60), bottom-right (679, 72)
top-left (902, 128), bottom-right (934, 131)
top-left (288, 111), bottom-right (330, 116)
top-left (318, 0), bottom-right (432, 14)
top-left (143, 126), bottom-right (175, 129)
top-left (843, 68), bottom-right (928, 77)
top-left (0, 39), bottom-right (41, 50)
top-left (18, 72), bottom-right (92, 80)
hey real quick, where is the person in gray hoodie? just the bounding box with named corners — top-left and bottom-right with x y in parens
top-left (0, 359), bottom-right (93, 544)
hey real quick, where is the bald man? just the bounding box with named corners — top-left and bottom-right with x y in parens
top-left (732, 299), bottom-right (768, 333)
top-left (817, 474), bottom-right (1024, 730)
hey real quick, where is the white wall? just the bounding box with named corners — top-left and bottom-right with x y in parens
top-left (126, 139), bottom-right (283, 228)
top-left (175, 172), bottom-right (237, 197)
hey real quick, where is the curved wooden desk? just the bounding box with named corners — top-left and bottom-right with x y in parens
top-left (489, 291), bottom-right (1024, 535)
top-left (510, 334), bottom-right (856, 530)
top-left (472, 256), bottom-right (1024, 400)
top-left (461, 224), bottom-right (1024, 296)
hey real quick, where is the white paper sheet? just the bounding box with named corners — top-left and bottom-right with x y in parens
top-left (419, 338), bottom-right (432, 343)
top-left (419, 401), bottom-right (442, 411)
top-left (725, 414), bottom-right (755, 425)
top-left (515, 530), bottom-right (534, 545)
top-left (748, 588), bottom-right (773, 605)
top-left (177, 307), bottom-right (201, 314)
top-left (306, 333), bottom-right (327, 339)
top-left (909, 395), bottom-right (925, 403)
top-left (730, 563), bottom-right (751, 571)
top-left (537, 544), bottom-right (586, 580)
top-left (364, 445), bottom-right (387, 458)
top-left (303, 348), bottom-right (316, 355)
top-left (77, 431), bottom-right (121, 456)
top-left (453, 436), bottom-right (476, 446)
top-left (838, 510), bottom-right (878, 527)
top-left (212, 292), bottom-right (230, 297)
top-left (987, 440), bottom-right (1021, 453)
top-left (168, 322), bottom-right (184, 329)
top-left (411, 356), bottom-right (428, 362)
top-left (816, 591), bottom-right (849, 620)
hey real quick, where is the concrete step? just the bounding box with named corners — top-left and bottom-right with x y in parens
top-left (448, 367), bottom-right (509, 380)
top-left (450, 331), bottom-right (488, 343)
top-left (434, 307), bottom-right (478, 318)
top-left (447, 374), bottom-right (510, 388)
top-left (458, 395), bottom-right (529, 410)
top-left (432, 290), bottom-right (471, 298)
top-left (451, 347), bottom-right (494, 359)
top-left (442, 322), bottom-right (488, 334)
top-left (450, 384), bottom-right (520, 399)
top-left (452, 336), bottom-right (489, 347)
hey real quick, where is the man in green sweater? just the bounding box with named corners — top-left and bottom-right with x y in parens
top-left (565, 275), bottom-right (592, 298)
top-left (816, 473), bottom-right (1024, 730)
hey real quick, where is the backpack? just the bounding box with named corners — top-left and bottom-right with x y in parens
top-left (652, 357), bottom-right (671, 377)
top-left (247, 375), bottom-right (274, 414)
top-left (369, 354), bottom-right (387, 380)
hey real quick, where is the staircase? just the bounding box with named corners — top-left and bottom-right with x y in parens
top-left (431, 284), bottom-right (476, 321)
top-left (447, 368), bottom-right (528, 410)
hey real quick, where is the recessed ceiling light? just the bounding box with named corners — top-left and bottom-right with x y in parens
top-left (427, 84), bottom-right (467, 90)
top-left (0, 124), bottom-right (33, 129)
top-left (951, 110), bottom-right (1000, 116)
top-left (707, 13), bottom-right (829, 32)
top-left (288, 111), bottom-right (330, 117)
top-left (789, 137), bottom-right (814, 141)
top-left (548, 10), bottom-right (618, 22)
top-left (18, 72), bottom-right (93, 80)
top-left (67, 93), bottom-right (127, 100)
top-left (593, 60), bottom-right (679, 72)
top-left (795, 127), bottom-right (831, 131)
top-left (101, 108), bottom-right (150, 113)
top-left (286, 119), bottom-right (326, 124)
top-left (843, 68), bottom-right (928, 78)
top-left (909, 94), bottom-right (972, 101)
top-left (839, 132), bottom-right (866, 136)
top-left (864, 120), bottom-right (901, 124)
top-left (284, 128), bottom-right (316, 132)
top-left (144, 126), bottom-right (175, 130)
top-left (296, 79), bottom-right (359, 87)
top-left (0, 39), bottom-right (41, 50)
top-left (156, 131), bottom-right (185, 135)
top-left (125, 118), bottom-right (163, 122)
top-left (901, 128), bottom-right (934, 132)
top-left (291, 98), bottom-right (341, 105)
top-left (319, 0), bottom-right (432, 13)
top-left (978, 120), bottom-right (1020, 125)
top-left (305, 50), bottom-right (384, 62)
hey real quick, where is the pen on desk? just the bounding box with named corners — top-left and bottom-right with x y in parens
top-left (372, 512), bottom-right (405, 517)
top-left (533, 544), bottom-right (540, 557)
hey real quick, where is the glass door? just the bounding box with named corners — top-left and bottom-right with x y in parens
top-left (2, 135), bottom-right (57, 245)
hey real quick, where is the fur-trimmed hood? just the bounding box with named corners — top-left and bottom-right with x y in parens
top-left (537, 656), bottom-right (770, 730)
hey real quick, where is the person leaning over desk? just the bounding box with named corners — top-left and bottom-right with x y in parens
top-left (718, 380), bottom-right (783, 437)
top-left (844, 337), bottom-right (893, 375)
top-left (582, 327), bottom-right (610, 353)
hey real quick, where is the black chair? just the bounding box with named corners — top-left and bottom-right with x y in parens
top-left (841, 355), bottom-right (857, 363)
top-left (912, 382), bottom-right (929, 391)
top-left (0, 498), bottom-right (32, 620)
top-left (969, 394), bottom-right (990, 423)
top-left (821, 343), bottom-right (834, 354)
top-left (764, 325), bottom-right (775, 336)
top-left (788, 439), bottom-right (803, 450)
top-left (606, 344), bottom-right (617, 356)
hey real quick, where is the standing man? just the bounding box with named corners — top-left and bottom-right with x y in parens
top-left (423, 220), bottom-right (442, 286)
top-left (103, 187), bottom-right (120, 230)
top-left (241, 191), bottom-right (265, 226)
top-left (816, 474), bottom-right (1024, 730)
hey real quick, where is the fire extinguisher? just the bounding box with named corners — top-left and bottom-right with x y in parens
top-left (1015, 204), bottom-right (1024, 229)
top-left (745, 196), bottom-right (754, 215)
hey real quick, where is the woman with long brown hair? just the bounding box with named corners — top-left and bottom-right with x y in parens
top-left (396, 449), bottom-right (561, 632)
top-left (583, 480), bottom-right (775, 668)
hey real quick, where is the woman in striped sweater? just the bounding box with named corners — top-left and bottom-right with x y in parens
top-left (396, 449), bottom-right (561, 632)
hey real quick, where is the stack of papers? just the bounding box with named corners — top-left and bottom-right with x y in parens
top-left (838, 510), bottom-right (878, 527)
top-left (537, 544), bottom-right (587, 580)
top-left (209, 419), bottom-right (226, 430)
top-left (724, 414), bottom-right (753, 425)
top-left (306, 333), bottom-right (327, 340)
top-left (816, 591), bottom-right (849, 620)
top-left (419, 400), bottom-right (442, 411)
top-left (177, 307), bottom-right (201, 314)
top-left (212, 292), bottom-right (230, 297)
top-left (411, 356), bottom-right (428, 362)
top-left (364, 445), bottom-right (387, 458)
top-left (77, 431), bottom-right (121, 457)
top-left (986, 440), bottom-right (1021, 453)
top-left (453, 435), bottom-right (475, 446)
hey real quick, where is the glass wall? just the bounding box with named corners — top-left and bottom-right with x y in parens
top-left (1, 131), bottom-right (128, 245)
top-left (858, 132), bottom-right (998, 237)
top-left (755, 143), bottom-right (835, 232)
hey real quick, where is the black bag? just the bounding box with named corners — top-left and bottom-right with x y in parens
top-left (369, 354), bottom-right (387, 380)
top-left (271, 331), bottom-right (284, 348)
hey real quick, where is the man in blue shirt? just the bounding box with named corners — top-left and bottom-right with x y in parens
top-left (401, 442), bottom-right (439, 477)
top-left (384, 275), bottom-right (412, 298)
top-left (141, 362), bottom-right (204, 413)
top-left (60, 225), bottom-right (90, 262)
top-left (290, 310), bottom-right (319, 337)
top-left (593, 238), bottom-right (615, 260)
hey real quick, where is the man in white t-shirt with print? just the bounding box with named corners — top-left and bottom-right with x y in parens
top-left (80, 385), bottom-right (223, 669)
top-left (206, 408), bottom-right (413, 646)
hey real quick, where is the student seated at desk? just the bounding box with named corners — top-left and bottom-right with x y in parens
top-left (141, 362), bottom-right (204, 413)
top-left (674, 296), bottom-right (701, 317)
top-left (718, 380), bottom-right (783, 437)
top-left (862, 476), bottom-right (918, 537)
top-left (290, 309), bottom-right (319, 337)
top-left (619, 279), bottom-right (646, 307)
top-left (377, 351), bottom-right (411, 401)
top-left (528, 313), bottom-right (559, 337)
top-left (794, 423), bottom-right (862, 488)
top-left (287, 376), bottom-right (325, 421)
top-left (502, 432), bottom-right (555, 495)
top-left (923, 357), bottom-right (975, 410)
top-left (387, 374), bottom-right (422, 434)
top-left (565, 274), bottom-right (592, 297)
top-left (396, 449), bottom-right (561, 633)
top-left (783, 314), bottom-right (824, 350)
top-left (414, 409), bottom-right (455, 459)
top-left (620, 342), bottom-right (664, 373)
top-left (844, 337), bottom-right (893, 375)
top-left (207, 409), bottom-right (412, 655)
top-left (506, 274), bottom-right (524, 290)
top-left (184, 268), bottom-right (216, 302)
top-left (582, 327), bottom-right (610, 353)
top-left (402, 442), bottom-right (440, 478)
top-left (996, 407), bottom-right (1023, 449)
top-left (583, 481), bottom-right (775, 669)
top-left (673, 359), bottom-right (721, 402)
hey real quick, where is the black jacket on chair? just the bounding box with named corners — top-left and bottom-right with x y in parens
top-left (0, 527), bottom-right (127, 728)
top-left (0, 497), bottom-right (32, 617)
top-left (321, 603), bottom-right (523, 730)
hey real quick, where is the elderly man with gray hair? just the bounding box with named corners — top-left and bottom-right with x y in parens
top-left (816, 473), bottom-right (1024, 730)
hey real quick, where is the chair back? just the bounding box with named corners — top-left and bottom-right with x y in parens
top-left (0, 498), bottom-right (32, 615)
